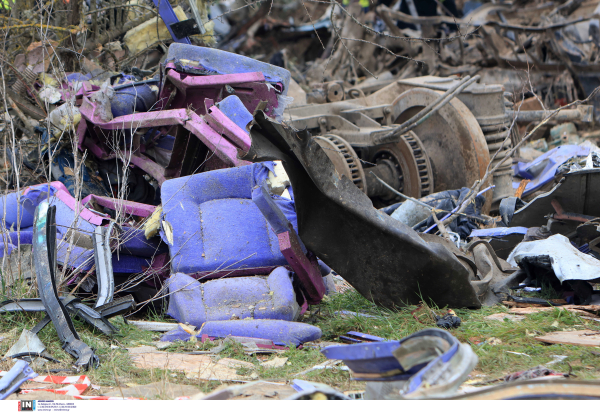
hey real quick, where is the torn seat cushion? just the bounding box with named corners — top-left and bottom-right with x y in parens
top-left (165, 43), bottom-right (291, 91)
top-left (44, 198), bottom-right (154, 273)
top-left (0, 182), bottom-right (163, 267)
top-left (56, 242), bottom-right (152, 274)
top-left (166, 267), bottom-right (300, 327)
top-left (161, 162), bottom-right (298, 275)
top-left (119, 226), bottom-right (168, 258)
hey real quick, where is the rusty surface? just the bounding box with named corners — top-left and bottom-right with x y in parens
top-left (390, 88), bottom-right (491, 200)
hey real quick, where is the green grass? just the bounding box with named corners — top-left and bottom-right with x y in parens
top-left (1, 289), bottom-right (599, 399)
top-left (315, 291), bottom-right (600, 382)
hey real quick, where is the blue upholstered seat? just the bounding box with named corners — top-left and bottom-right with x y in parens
top-left (160, 162), bottom-right (298, 275)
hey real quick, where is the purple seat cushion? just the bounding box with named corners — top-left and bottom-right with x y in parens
top-left (165, 43), bottom-right (291, 91)
top-left (119, 226), bottom-right (168, 258)
top-left (0, 183), bottom-right (163, 269)
top-left (194, 198), bottom-right (284, 272)
top-left (166, 267), bottom-right (300, 327)
top-left (56, 242), bottom-right (153, 274)
top-left (161, 162), bottom-right (298, 275)
top-left (0, 228), bottom-right (33, 258)
top-left (0, 192), bottom-right (35, 229)
top-left (44, 198), bottom-right (158, 272)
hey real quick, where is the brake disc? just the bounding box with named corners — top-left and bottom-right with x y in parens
top-left (314, 134), bottom-right (367, 193)
top-left (367, 130), bottom-right (434, 201)
top-left (390, 88), bottom-right (491, 206)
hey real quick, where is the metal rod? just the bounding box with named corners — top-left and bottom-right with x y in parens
top-left (375, 75), bottom-right (480, 145)
top-left (508, 106), bottom-right (593, 123)
top-left (188, 0), bottom-right (207, 35)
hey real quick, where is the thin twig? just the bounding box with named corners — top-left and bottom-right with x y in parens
top-left (84, 3), bottom-right (158, 17)
top-left (432, 211), bottom-right (451, 241)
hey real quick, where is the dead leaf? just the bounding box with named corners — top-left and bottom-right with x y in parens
top-left (261, 357), bottom-right (288, 369)
top-left (179, 323), bottom-right (196, 335)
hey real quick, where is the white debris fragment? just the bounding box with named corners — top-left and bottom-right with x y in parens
top-left (267, 161), bottom-right (291, 198)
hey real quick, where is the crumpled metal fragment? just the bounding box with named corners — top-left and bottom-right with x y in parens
top-left (244, 112), bottom-right (482, 308)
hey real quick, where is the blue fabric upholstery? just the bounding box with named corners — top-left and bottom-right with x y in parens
top-left (43, 198), bottom-right (152, 273)
top-left (0, 184), bottom-right (163, 269)
top-left (215, 95), bottom-right (254, 130)
top-left (161, 162), bottom-right (298, 275)
top-left (166, 267), bottom-right (300, 327)
top-left (165, 43), bottom-right (291, 91)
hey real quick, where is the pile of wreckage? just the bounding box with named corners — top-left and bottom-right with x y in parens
top-left (2, 0), bottom-right (600, 401)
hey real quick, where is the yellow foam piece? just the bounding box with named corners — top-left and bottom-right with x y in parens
top-left (124, 6), bottom-right (188, 55)
top-left (143, 205), bottom-right (162, 240)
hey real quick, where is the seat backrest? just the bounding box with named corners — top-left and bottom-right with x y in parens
top-left (161, 163), bottom-right (298, 276)
top-left (158, 44), bottom-right (290, 118)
